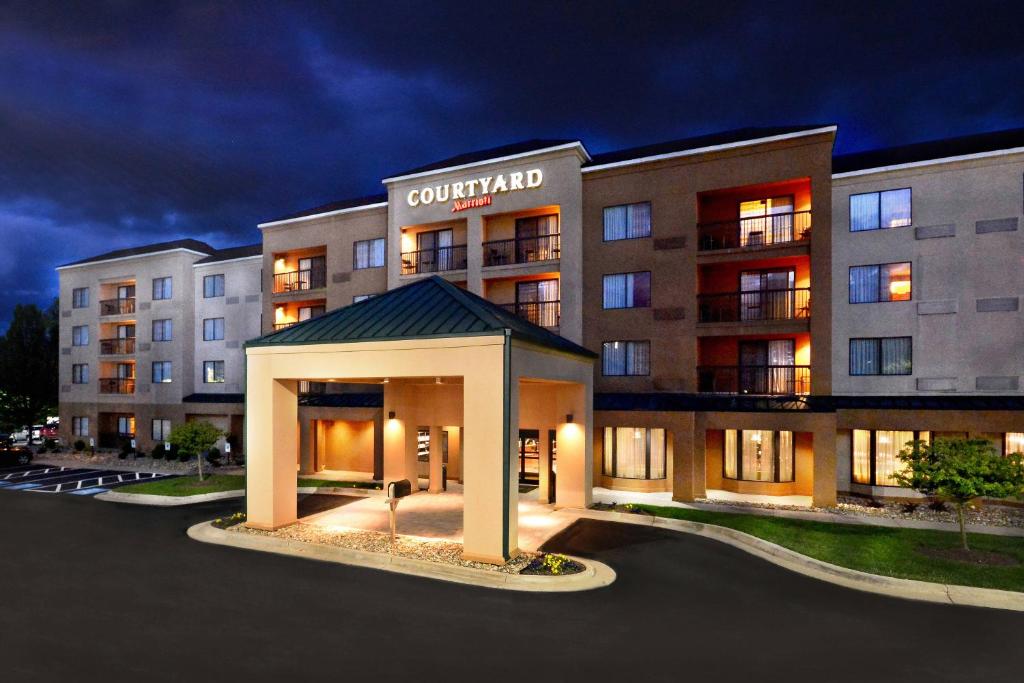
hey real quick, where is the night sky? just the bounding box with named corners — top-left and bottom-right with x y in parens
top-left (1, 1), bottom-right (1022, 328)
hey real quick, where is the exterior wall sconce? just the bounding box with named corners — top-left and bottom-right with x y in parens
top-left (388, 411), bottom-right (396, 420)
top-left (382, 377), bottom-right (390, 384)
top-left (566, 413), bottom-right (574, 423)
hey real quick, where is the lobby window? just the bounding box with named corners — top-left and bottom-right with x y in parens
top-left (603, 202), bottom-right (651, 241)
top-left (152, 319), bottom-right (173, 342)
top-left (602, 427), bottom-right (666, 480)
top-left (117, 415), bottom-right (135, 437)
top-left (72, 325), bottom-right (89, 346)
top-left (203, 317), bottom-right (225, 341)
top-left (72, 416), bottom-right (89, 437)
top-left (203, 360), bottom-right (225, 383)
top-left (850, 188), bottom-right (912, 232)
top-left (724, 430), bottom-right (795, 483)
top-left (1006, 433), bottom-right (1024, 456)
top-left (152, 361), bottom-right (172, 383)
top-left (354, 238), bottom-right (385, 269)
top-left (850, 263), bottom-right (912, 303)
top-left (603, 272), bottom-right (651, 309)
top-left (852, 429), bottom-right (930, 486)
top-left (72, 363), bottom-right (89, 384)
top-left (152, 276), bottom-right (173, 300)
top-left (203, 274), bottom-right (225, 298)
top-left (353, 294), bottom-right (376, 303)
top-left (72, 287), bottom-right (89, 308)
top-left (850, 337), bottom-right (912, 376)
top-left (152, 419), bottom-right (171, 442)
top-left (602, 340), bottom-right (650, 376)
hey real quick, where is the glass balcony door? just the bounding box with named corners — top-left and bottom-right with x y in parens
top-left (739, 339), bottom-right (795, 394)
top-left (739, 195), bottom-right (794, 247)
top-left (739, 269), bottom-right (795, 321)
top-left (516, 279), bottom-right (560, 328)
top-left (416, 229), bottom-right (453, 272)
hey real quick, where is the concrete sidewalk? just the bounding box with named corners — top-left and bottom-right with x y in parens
top-left (592, 488), bottom-right (1024, 538)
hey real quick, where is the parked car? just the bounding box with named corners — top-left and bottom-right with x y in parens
top-left (0, 433), bottom-right (12, 447)
top-left (39, 424), bottom-right (59, 439)
top-left (9, 428), bottom-right (30, 444)
top-left (0, 447), bottom-right (33, 467)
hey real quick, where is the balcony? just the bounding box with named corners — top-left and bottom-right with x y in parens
top-left (99, 378), bottom-right (136, 395)
top-left (498, 300), bottom-right (560, 330)
top-left (697, 212), bottom-right (811, 251)
top-left (273, 267), bottom-right (326, 294)
top-left (99, 298), bottom-right (135, 316)
top-left (99, 338), bottom-right (136, 355)
top-left (483, 234), bottom-right (560, 267)
top-left (697, 365), bottom-right (810, 395)
top-left (273, 322), bottom-right (295, 331)
top-left (698, 288), bottom-right (810, 323)
top-left (401, 245), bottom-right (468, 275)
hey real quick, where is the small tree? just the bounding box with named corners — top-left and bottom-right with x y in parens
top-left (896, 438), bottom-right (1024, 551)
top-left (168, 421), bottom-right (223, 482)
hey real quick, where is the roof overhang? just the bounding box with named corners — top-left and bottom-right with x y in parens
top-left (56, 247), bottom-right (213, 271)
top-left (257, 201), bottom-right (389, 229)
top-left (832, 145), bottom-right (1024, 179)
top-left (381, 141), bottom-right (592, 185)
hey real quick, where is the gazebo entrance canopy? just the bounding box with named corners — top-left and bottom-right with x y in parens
top-left (244, 276), bottom-right (595, 564)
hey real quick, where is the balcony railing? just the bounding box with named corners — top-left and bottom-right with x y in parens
top-left (697, 365), bottom-right (810, 395)
top-left (273, 267), bottom-right (326, 294)
top-left (483, 234), bottom-right (560, 267)
top-left (99, 378), bottom-right (136, 395)
top-left (697, 211), bottom-right (811, 251)
top-left (698, 288), bottom-right (811, 323)
top-left (498, 300), bottom-right (560, 330)
top-left (99, 298), bottom-right (135, 316)
top-left (99, 338), bottom-right (136, 355)
top-left (401, 245), bottom-right (468, 274)
top-left (273, 322), bottom-right (295, 331)
top-left (299, 381), bottom-right (327, 395)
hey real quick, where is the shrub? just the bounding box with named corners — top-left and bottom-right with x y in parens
top-left (206, 446), bottom-right (222, 466)
top-left (151, 444), bottom-right (165, 460)
top-left (178, 451), bottom-right (191, 463)
top-left (900, 502), bottom-right (919, 514)
top-left (119, 439), bottom-right (134, 458)
top-left (73, 439), bottom-right (86, 452)
top-left (928, 500), bottom-right (949, 513)
top-left (42, 438), bottom-right (57, 452)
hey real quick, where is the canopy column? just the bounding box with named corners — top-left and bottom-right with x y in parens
top-left (245, 354), bottom-right (298, 530)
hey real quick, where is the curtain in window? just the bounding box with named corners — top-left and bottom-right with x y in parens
top-left (1006, 433), bottom-right (1024, 456)
top-left (615, 428), bottom-right (647, 479)
top-left (850, 193), bottom-right (879, 231)
top-left (777, 431), bottom-right (794, 482)
top-left (648, 429), bottom-right (666, 479)
top-left (881, 189), bottom-right (912, 228)
top-left (603, 206), bottom-right (628, 240)
top-left (850, 339), bottom-right (878, 375)
top-left (603, 427), bottom-right (614, 476)
top-left (603, 274), bottom-right (627, 308)
top-left (875, 430), bottom-right (913, 486)
top-left (849, 265), bottom-right (880, 303)
top-left (880, 337), bottom-right (911, 375)
top-left (603, 342), bottom-right (625, 375)
top-left (741, 430), bottom-right (774, 482)
top-left (626, 341), bottom-right (650, 375)
top-left (724, 430), bottom-right (738, 479)
top-left (852, 430), bottom-right (871, 484)
top-left (628, 202), bottom-right (651, 238)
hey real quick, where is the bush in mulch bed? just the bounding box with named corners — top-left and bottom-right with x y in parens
top-left (520, 553), bottom-right (585, 576)
top-left (212, 512), bottom-right (246, 529)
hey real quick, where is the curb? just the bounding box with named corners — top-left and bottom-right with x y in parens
top-left (187, 521), bottom-right (616, 592)
top-left (96, 486), bottom-right (382, 507)
top-left (567, 508), bottom-right (1024, 612)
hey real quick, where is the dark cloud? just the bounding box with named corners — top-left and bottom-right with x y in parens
top-left (0, 0), bottom-right (1021, 327)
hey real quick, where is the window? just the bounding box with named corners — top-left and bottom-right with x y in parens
top-left (353, 294), bottom-right (376, 303)
top-left (603, 272), bottom-right (651, 309)
top-left (203, 360), bottom-right (225, 383)
top-left (850, 188), bottom-right (912, 231)
top-left (72, 325), bottom-right (89, 346)
top-left (602, 427), bottom-right (666, 480)
top-left (203, 318), bottom-right (225, 341)
top-left (739, 195), bottom-right (796, 246)
top-left (72, 287), bottom-right (89, 308)
top-left (850, 337), bottom-right (912, 375)
top-left (72, 364), bottom-right (89, 384)
top-left (1007, 433), bottom-right (1024, 456)
top-left (724, 430), bottom-right (795, 483)
top-left (152, 419), bottom-right (172, 441)
top-left (152, 319), bottom-right (173, 342)
top-left (602, 340), bottom-right (650, 376)
top-left (298, 306), bottom-right (326, 322)
top-left (117, 415), bottom-right (135, 437)
top-left (849, 263), bottom-right (912, 303)
top-left (72, 416), bottom-right (89, 437)
top-left (152, 276), bottom-right (172, 300)
top-left (354, 238), bottom-right (385, 269)
top-left (852, 429), bottom-right (930, 486)
top-left (603, 202), bottom-right (651, 241)
top-left (203, 274), bottom-right (225, 298)
top-left (151, 361), bottom-right (172, 383)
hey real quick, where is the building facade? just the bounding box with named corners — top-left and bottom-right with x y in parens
top-left (58, 126), bottom-right (1024, 510)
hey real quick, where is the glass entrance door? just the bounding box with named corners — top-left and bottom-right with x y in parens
top-left (518, 429), bottom-right (540, 485)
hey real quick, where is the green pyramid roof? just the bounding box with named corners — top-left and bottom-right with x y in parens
top-left (247, 276), bottom-right (597, 359)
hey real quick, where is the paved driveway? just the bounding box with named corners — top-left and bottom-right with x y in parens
top-left (0, 489), bottom-right (1022, 681)
top-left (0, 464), bottom-right (173, 495)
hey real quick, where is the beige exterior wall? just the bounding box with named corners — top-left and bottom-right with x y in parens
top-left (832, 152), bottom-right (1024, 395)
top-left (192, 255), bottom-right (262, 393)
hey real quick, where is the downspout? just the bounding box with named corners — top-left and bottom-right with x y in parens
top-left (501, 328), bottom-right (512, 561)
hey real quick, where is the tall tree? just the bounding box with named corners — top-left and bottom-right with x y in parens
top-left (0, 300), bottom-right (59, 430)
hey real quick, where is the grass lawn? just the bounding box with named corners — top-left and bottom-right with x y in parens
top-left (116, 474), bottom-right (381, 496)
top-left (632, 504), bottom-right (1024, 593)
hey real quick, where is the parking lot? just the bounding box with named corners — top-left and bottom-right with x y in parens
top-left (0, 464), bottom-right (174, 496)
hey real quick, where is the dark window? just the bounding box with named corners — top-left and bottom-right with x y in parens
top-left (354, 238), bottom-right (385, 269)
top-left (152, 319), bottom-right (172, 342)
top-left (203, 318), bottom-right (225, 341)
top-left (152, 277), bottom-right (173, 300)
top-left (603, 202), bottom-right (651, 241)
top-left (603, 272), bottom-right (651, 309)
top-left (151, 361), bottom-right (172, 383)
top-left (850, 188), bottom-right (912, 232)
top-left (72, 364), bottom-right (89, 384)
top-left (203, 274), bottom-right (225, 298)
top-left (602, 340), bottom-right (650, 376)
top-left (850, 337), bottom-right (912, 375)
top-left (72, 287), bottom-right (89, 308)
top-left (203, 360), bottom-right (225, 383)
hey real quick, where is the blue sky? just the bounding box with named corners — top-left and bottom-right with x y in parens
top-left (1, 1), bottom-right (1021, 328)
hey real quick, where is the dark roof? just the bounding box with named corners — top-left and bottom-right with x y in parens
top-left (595, 393), bottom-right (1024, 413)
top-left (59, 239), bottom-right (216, 268)
top-left (300, 392), bottom-right (384, 409)
top-left (247, 275), bottom-right (597, 359)
top-left (195, 243), bottom-right (262, 265)
top-left (586, 125), bottom-right (833, 167)
top-left (833, 127), bottom-right (1024, 173)
top-left (183, 393), bottom-right (245, 404)
top-left (263, 193), bottom-right (388, 225)
top-left (386, 139), bottom-right (578, 179)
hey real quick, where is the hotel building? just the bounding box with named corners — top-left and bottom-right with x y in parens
top-left (58, 126), bottom-right (1024, 561)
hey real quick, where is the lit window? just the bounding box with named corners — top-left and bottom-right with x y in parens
top-left (852, 429), bottom-right (930, 486)
top-left (603, 202), bottom-right (651, 241)
top-left (849, 263), bottom-right (911, 303)
top-left (1006, 433), bottom-right (1024, 456)
top-left (117, 416), bottom-right (135, 437)
top-left (724, 430), bottom-right (794, 483)
top-left (602, 340), bottom-right (650, 376)
top-left (850, 188), bottom-right (912, 231)
top-left (603, 272), bottom-right (651, 309)
top-left (353, 294), bottom-right (376, 303)
top-left (152, 361), bottom-right (172, 383)
top-left (602, 427), bottom-right (666, 479)
top-left (203, 360), bottom-right (225, 383)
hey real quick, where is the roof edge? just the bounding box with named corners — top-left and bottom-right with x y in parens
top-left (258, 201), bottom-right (388, 229)
top-left (833, 145), bottom-right (1024, 179)
top-left (56, 247), bottom-right (213, 271)
top-left (381, 141), bottom-right (591, 184)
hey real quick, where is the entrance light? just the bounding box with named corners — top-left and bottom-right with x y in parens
top-left (566, 413), bottom-right (574, 424)
top-left (388, 411), bottom-right (396, 420)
